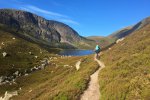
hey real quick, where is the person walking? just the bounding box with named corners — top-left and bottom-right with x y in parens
top-left (94, 44), bottom-right (101, 59)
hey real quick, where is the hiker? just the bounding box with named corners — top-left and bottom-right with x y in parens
top-left (94, 44), bottom-right (101, 59)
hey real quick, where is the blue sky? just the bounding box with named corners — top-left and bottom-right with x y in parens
top-left (0, 0), bottom-right (150, 36)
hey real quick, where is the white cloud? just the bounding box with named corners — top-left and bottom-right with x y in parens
top-left (20, 5), bottom-right (67, 18)
top-left (59, 19), bottom-right (79, 25)
top-left (19, 5), bottom-right (79, 25)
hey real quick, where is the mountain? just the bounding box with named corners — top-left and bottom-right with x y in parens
top-left (99, 18), bottom-right (150, 99)
top-left (0, 28), bottom-right (99, 99)
top-left (88, 17), bottom-right (150, 49)
top-left (108, 17), bottom-right (150, 40)
top-left (0, 9), bottom-right (95, 49)
top-left (86, 36), bottom-right (114, 48)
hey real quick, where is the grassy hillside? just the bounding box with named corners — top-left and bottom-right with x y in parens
top-left (86, 36), bottom-right (115, 49)
top-left (0, 28), bottom-right (99, 99)
top-left (99, 24), bottom-right (150, 100)
top-left (10, 55), bottom-right (98, 100)
top-left (0, 54), bottom-right (99, 99)
top-left (0, 29), bottom-right (52, 76)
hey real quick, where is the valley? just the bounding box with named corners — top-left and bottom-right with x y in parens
top-left (0, 8), bottom-right (150, 100)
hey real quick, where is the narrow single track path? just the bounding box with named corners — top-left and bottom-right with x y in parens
top-left (80, 56), bottom-right (105, 100)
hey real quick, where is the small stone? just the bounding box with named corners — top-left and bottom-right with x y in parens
top-left (19, 87), bottom-right (22, 90)
top-left (34, 56), bottom-right (38, 58)
top-left (14, 71), bottom-right (19, 76)
top-left (9, 82), bottom-right (12, 85)
top-left (1, 42), bottom-right (4, 45)
top-left (2, 52), bottom-right (8, 57)
top-left (12, 37), bottom-right (16, 40)
top-left (29, 89), bottom-right (32, 92)
top-left (29, 52), bottom-right (32, 55)
top-left (64, 65), bottom-right (69, 67)
top-left (24, 73), bottom-right (29, 76)
top-left (0, 76), bottom-right (5, 83)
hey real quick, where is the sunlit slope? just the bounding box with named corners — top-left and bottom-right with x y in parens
top-left (99, 24), bottom-right (150, 100)
top-left (0, 28), bottom-right (52, 76)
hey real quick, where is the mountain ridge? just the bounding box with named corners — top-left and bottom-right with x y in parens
top-left (0, 9), bottom-right (95, 49)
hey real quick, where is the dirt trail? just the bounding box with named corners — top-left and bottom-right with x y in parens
top-left (80, 56), bottom-right (105, 100)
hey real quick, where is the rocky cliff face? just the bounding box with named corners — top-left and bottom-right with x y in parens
top-left (0, 9), bottom-right (93, 49)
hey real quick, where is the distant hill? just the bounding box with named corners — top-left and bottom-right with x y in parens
top-left (108, 17), bottom-right (150, 40)
top-left (88, 17), bottom-right (150, 49)
top-left (0, 9), bottom-right (95, 49)
top-left (86, 36), bottom-right (114, 48)
top-left (99, 18), bottom-right (150, 99)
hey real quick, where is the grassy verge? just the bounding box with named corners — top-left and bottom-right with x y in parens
top-left (99, 24), bottom-right (150, 100)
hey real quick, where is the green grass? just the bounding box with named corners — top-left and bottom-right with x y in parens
top-left (99, 24), bottom-right (150, 100)
top-left (0, 28), bottom-right (99, 99)
top-left (0, 29), bottom-right (53, 76)
top-left (2, 55), bottom-right (98, 100)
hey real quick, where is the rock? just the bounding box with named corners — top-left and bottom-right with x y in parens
top-left (29, 90), bottom-right (32, 93)
top-left (5, 80), bottom-right (9, 83)
top-left (116, 38), bottom-right (125, 44)
top-left (34, 66), bottom-right (38, 70)
top-left (12, 37), bottom-right (16, 40)
top-left (34, 56), bottom-right (38, 58)
top-left (14, 71), bottom-right (19, 76)
top-left (54, 57), bottom-right (57, 60)
top-left (18, 73), bottom-right (21, 76)
top-left (0, 76), bottom-right (5, 83)
top-left (64, 65), bottom-right (69, 67)
top-left (12, 79), bottom-right (15, 82)
top-left (29, 52), bottom-right (32, 55)
top-left (25, 69), bottom-right (27, 73)
top-left (24, 73), bottom-right (29, 76)
top-left (9, 82), bottom-right (12, 85)
top-left (1, 42), bottom-right (4, 45)
top-left (19, 87), bottom-right (22, 90)
top-left (0, 91), bottom-right (18, 100)
top-left (76, 60), bottom-right (81, 71)
top-left (2, 52), bottom-right (8, 57)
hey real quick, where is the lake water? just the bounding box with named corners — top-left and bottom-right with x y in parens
top-left (58, 50), bottom-right (94, 56)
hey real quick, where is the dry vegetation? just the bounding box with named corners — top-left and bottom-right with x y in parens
top-left (99, 24), bottom-right (150, 100)
top-left (0, 29), bottom-right (99, 99)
